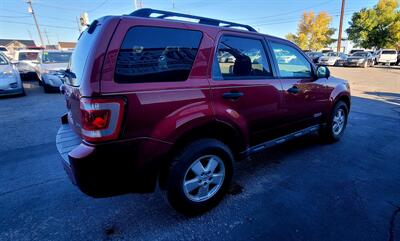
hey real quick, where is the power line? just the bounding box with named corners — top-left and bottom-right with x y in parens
top-left (233, 0), bottom-right (333, 21)
top-left (87, 0), bottom-right (110, 13)
top-left (0, 19), bottom-right (76, 30)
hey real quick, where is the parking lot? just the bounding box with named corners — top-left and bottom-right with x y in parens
top-left (0, 67), bottom-right (399, 241)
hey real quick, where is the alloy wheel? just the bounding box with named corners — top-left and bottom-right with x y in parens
top-left (183, 155), bottom-right (225, 202)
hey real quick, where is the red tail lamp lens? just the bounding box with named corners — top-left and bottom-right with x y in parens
top-left (81, 109), bottom-right (111, 130)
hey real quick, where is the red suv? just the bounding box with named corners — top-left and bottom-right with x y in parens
top-left (57, 9), bottom-right (350, 215)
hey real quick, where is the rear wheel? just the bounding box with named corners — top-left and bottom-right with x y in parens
top-left (166, 139), bottom-right (234, 215)
top-left (320, 101), bottom-right (348, 143)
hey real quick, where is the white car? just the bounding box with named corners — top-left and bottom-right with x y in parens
top-left (376, 49), bottom-right (397, 65)
top-left (14, 49), bottom-right (41, 80)
top-left (38, 50), bottom-right (72, 92)
top-left (0, 52), bottom-right (24, 97)
top-left (318, 52), bottom-right (347, 66)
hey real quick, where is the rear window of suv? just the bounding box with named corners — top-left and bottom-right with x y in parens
top-left (114, 26), bottom-right (202, 83)
top-left (382, 50), bottom-right (396, 55)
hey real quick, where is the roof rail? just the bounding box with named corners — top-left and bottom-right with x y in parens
top-left (129, 8), bottom-right (257, 32)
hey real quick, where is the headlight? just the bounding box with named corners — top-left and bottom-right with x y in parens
top-left (1, 70), bottom-right (16, 79)
top-left (2, 70), bottom-right (13, 75)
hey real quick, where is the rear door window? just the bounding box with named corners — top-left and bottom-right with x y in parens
top-left (213, 35), bottom-right (272, 80)
top-left (115, 27), bottom-right (202, 83)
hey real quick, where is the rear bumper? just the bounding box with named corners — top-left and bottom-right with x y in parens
top-left (56, 115), bottom-right (172, 197)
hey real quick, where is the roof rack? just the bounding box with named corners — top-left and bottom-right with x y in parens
top-left (129, 8), bottom-right (257, 32)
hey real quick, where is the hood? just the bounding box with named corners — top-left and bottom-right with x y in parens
top-left (320, 56), bottom-right (338, 61)
top-left (41, 63), bottom-right (68, 71)
top-left (0, 64), bottom-right (13, 73)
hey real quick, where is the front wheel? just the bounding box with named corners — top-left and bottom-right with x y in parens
top-left (320, 101), bottom-right (348, 143)
top-left (166, 139), bottom-right (234, 215)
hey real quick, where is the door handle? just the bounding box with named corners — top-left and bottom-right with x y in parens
top-left (222, 91), bottom-right (244, 100)
top-left (287, 86), bottom-right (300, 94)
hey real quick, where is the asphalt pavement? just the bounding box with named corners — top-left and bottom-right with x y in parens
top-left (0, 67), bottom-right (399, 241)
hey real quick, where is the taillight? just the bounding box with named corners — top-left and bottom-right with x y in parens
top-left (80, 98), bottom-right (125, 142)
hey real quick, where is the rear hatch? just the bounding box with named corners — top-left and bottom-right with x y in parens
top-left (63, 16), bottom-right (121, 138)
top-left (379, 50), bottom-right (397, 62)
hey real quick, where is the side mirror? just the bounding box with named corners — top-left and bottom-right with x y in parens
top-left (316, 65), bottom-right (330, 79)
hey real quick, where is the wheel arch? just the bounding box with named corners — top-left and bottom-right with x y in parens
top-left (158, 120), bottom-right (246, 189)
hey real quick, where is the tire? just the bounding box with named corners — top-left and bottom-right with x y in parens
top-left (362, 61), bottom-right (368, 68)
top-left (320, 101), bottom-right (348, 143)
top-left (166, 138), bottom-right (234, 215)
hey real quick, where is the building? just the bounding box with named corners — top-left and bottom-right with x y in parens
top-left (0, 39), bottom-right (36, 57)
top-left (58, 42), bottom-right (76, 50)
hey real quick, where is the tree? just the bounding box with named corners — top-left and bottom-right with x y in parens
top-left (285, 11), bottom-right (336, 51)
top-left (346, 0), bottom-right (400, 49)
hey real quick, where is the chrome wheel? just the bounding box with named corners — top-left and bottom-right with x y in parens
top-left (183, 155), bottom-right (225, 202)
top-left (332, 108), bottom-right (346, 135)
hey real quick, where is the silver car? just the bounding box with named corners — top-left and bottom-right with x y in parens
top-left (318, 52), bottom-right (347, 66)
top-left (38, 50), bottom-right (72, 93)
top-left (0, 53), bottom-right (24, 97)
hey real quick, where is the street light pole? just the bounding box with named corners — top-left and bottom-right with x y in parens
top-left (26, 0), bottom-right (44, 47)
top-left (337, 0), bottom-right (346, 53)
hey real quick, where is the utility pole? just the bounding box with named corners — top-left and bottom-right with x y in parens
top-left (337, 0), bottom-right (346, 53)
top-left (76, 16), bottom-right (82, 33)
top-left (134, 0), bottom-right (142, 10)
top-left (26, 0), bottom-right (44, 47)
top-left (172, 0), bottom-right (175, 9)
top-left (44, 29), bottom-right (51, 46)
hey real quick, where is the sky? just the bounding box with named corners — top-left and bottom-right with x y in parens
top-left (0, 0), bottom-right (378, 46)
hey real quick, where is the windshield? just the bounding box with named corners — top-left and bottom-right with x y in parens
top-left (327, 52), bottom-right (338, 57)
top-left (0, 54), bottom-right (8, 65)
top-left (352, 52), bottom-right (367, 57)
top-left (42, 52), bottom-right (72, 63)
top-left (18, 52), bottom-right (39, 61)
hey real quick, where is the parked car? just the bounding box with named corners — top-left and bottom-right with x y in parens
top-left (38, 50), bottom-right (72, 92)
top-left (376, 49), bottom-right (398, 65)
top-left (397, 52), bottom-right (400, 65)
top-left (344, 51), bottom-right (374, 68)
top-left (318, 52), bottom-right (347, 66)
top-left (0, 52), bottom-right (24, 97)
top-left (305, 51), bottom-right (324, 63)
top-left (56, 8), bottom-right (351, 215)
top-left (13, 49), bottom-right (40, 80)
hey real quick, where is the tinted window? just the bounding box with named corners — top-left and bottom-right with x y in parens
top-left (352, 52), bottom-right (367, 57)
top-left (382, 50), bottom-right (396, 54)
top-left (115, 27), bottom-right (202, 83)
top-left (42, 52), bottom-right (72, 63)
top-left (0, 47), bottom-right (7, 51)
top-left (270, 42), bottom-right (312, 78)
top-left (66, 25), bottom-right (100, 86)
top-left (213, 36), bottom-right (272, 80)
